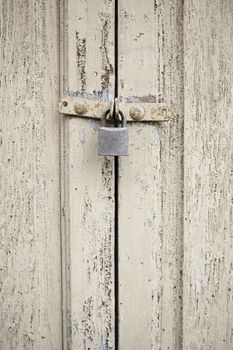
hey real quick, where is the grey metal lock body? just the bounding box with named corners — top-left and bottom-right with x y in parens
top-left (98, 109), bottom-right (128, 156)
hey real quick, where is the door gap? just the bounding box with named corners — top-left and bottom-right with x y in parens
top-left (114, 156), bottom-right (119, 350)
top-left (114, 0), bottom-right (119, 349)
top-left (114, 0), bottom-right (118, 97)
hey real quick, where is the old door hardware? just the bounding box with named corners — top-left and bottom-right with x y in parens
top-left (59, 96), bottom-right (172, 122)
top-left (98, 108), bottom-right (128, 156)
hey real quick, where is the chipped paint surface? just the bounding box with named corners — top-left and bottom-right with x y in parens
top-left (62, 119), bottom-right (115, 349)
top-left (64, 90), bottom-right (115, 101)
top-left (118, 0), bottom-right (184, 349)
top-left (0, 0), bottom-right (62, 349)
top-left (183, 1), bottom-right (233, 348)
top-left (60, 0), bottom-right (115, 348)
top-left (75, 31), bottom-right (87, 91)
top-left (118, 0), bottom-right (233, 349)
top-left (2, 0), bottom-right (233, 349)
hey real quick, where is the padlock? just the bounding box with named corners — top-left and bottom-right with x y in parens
top-left (98, 108), bottom-right (128, 156)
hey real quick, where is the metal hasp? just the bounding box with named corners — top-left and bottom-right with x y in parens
top-left (98, 108), bottom-right (128, 156)
top-left (59, 96), bottom-right (173, 122)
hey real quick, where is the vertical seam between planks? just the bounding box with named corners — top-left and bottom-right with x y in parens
top-left (59, 0), bottom-right (66, 349)
top-left (114, 0), bottom-right (119, 349)
top-left (181, 0), bottom-right (185, 348)
top-left (59, 0), bottom-right (64, 348)
top-left (114, 156), bottom-right (119, 350)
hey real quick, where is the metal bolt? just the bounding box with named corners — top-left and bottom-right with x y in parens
top-left (62, 101), bottom-right (68, 107)
top-left (74, 101), bottom-right (89, 115)
top-left (129, 105), bottom-right (146, 121)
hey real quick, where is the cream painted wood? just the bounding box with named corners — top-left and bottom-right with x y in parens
top-left (0, 0), bottom-right (62, 349)
top-left (60, 1), bottom-right (115, 348)
top-left (183, 1), bottom-right (233, 349)
top-left (1, 1), bottom-right (232, 349)
top-left (118, 0), bottom-right (184, 349)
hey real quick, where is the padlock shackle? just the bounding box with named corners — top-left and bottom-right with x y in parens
top-left (118, 110), bottom-right (127, 127)
top-left (101, 108), bottom-right (126, 128)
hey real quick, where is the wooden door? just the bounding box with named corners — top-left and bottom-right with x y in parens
top-left (1, 1), bottom-right (233, 349)
top-left (60, 1), bottom-right (115, 348)
top-left (0, 1), bottom-right (62, 349)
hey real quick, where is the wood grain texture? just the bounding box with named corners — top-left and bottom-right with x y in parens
top-left (0, 0), bottom-right (62, 349)
top-left (183, 0), bottom-right (233, 348)
top-left (60, 1), bottom-right (115, 348)
top-left (118, 0), bottom-right (184, 349)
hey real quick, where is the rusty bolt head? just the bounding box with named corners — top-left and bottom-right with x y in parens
top-left (74, 101), bottom-right (89, 115)
top-left (129, 105), bottom-right (146, 121)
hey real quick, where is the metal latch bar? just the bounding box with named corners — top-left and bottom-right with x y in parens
top-left (59, 96), bottom-right (172, 122)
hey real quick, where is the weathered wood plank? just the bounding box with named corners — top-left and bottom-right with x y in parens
top-left (183, 1), bottom-right (233, 348)
top-left (0, 0), bottom-right (62, 349)
top-left (118, 0), bottom-right (184, 348)
top-left (60, 1), bottom-right (115, 348)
